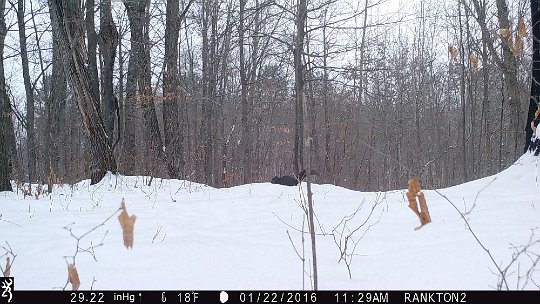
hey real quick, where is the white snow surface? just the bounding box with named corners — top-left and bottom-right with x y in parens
top-left (1, 154), bottom-right (539, 290)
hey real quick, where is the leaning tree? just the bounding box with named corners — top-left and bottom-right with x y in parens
top-left (50, 0), bottom-right (117, 184)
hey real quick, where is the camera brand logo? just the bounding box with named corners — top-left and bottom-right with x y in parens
top-left (0, 277), bottom-right (13, 303)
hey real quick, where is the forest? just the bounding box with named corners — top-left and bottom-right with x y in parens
top-left (0, 0), bottom-right (538, 192)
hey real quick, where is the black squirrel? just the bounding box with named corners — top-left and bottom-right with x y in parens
top-left (271, 169), bottom-right (308, 186)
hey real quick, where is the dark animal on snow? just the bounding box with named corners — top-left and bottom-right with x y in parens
top-left (271, 169), bottom-right (307, 186)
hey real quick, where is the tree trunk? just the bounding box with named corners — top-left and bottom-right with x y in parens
top-left (216, 5), bottom-right (232, 187)
top-left (118, 22), bottom-right (125, 157)
top-left (353, 0), bottom-right (369, 186)
top-left (495, 0), bottom-right (521, 157)
top-left (295, 0), bottom-right (317, 290)
top-left (99, 0), bottom-right (118, 147)
top-left (480, 27), bottom-right (491, 172)
top-left (471, 0), bottom-right (522, 159)
top-left (458, 0), bottom-right (468, 181)
top-left (17, 0), bottom-right (36, 182)
top-left (239, 0), bottom-right (251, 184)
top-left (249, 0), bottom-right (261, 179)
top-left (85, 0), bottom-right (100, 109)
top-left (525, 0), bottom-right (540, 152)
top-left (50, 0), bottom-right (117, 185)
top-left (201, 0), bottom-right (216, 185)
top-left (122, 0), bottom-right (147, 175)
top-left (323, 10), bottom-right (331, 179)
top-left (46, 3), bottom-right (67, 191)
top-left (293, 0), bottom-right (306, 175)
top-left (163, 0), bottom-right (183, 178)
top-left (0, 0), bottom-right (12, 191)
top-left (139, 1), bottom-right (166, 177)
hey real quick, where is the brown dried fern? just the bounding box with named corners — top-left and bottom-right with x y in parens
top-left (406, 178), bottom-right (431, 230)
top-left (118, 199), bottom-right (137, 249)
top-left (68, 263), bottom-right (80, 290)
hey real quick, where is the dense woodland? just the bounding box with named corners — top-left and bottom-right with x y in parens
top-left (0, 0), bottom-right (538, 192)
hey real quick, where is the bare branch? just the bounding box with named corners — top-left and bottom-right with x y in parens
top-left (435, 189), bottom-right (510, 290)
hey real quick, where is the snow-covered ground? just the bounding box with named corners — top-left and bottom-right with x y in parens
top-left (1, 154), bottom-right (539, 290)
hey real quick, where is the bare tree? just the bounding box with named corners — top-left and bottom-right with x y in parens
top-left (495, 0), bottom-right (521, 157)
top-left (99, 0), bottom-right (119, 147)
top-left (121, 0), bottom-right (147, 175)
top-left (46, 0), bottom-right (67, 190)
top-left (294, 0), bottom-right (317, 290)
top-left (293, 0), bottom-right (305, 175)
top-left (458, 0), bottom-right (468, 182)
top-left (17, 0), bottom-right (36, 182)
top-left (86, 0), bottom-right (100, 107)
top-left (239, 0), bottom-right (251, 183)
top-left (0, 0), bottom-right (12, 191)
top-left (525, 0), bottom-right (540, 152)
top-left (163, 0), bottom-right (193, 178)
top-left (469, 0), bottom-right (522, 158)
top-left (199, 0), bottom-right (220, 184)
top-left (138, 0), bottom-right (166, 178)
top-left (163, 0), bottom-right (181, 179)
top-left (0, 0), bottom-right (528, 191)
top-left (49, 0), bottom-right (117, 184)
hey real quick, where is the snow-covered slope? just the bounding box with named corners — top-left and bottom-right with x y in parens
top-left (1, 154), bottom-right (539, 290)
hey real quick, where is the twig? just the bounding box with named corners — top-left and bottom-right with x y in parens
top-left (272, 212), bottom-right (326, 236)
top-left (90, 276), bottom-right (97, 291)
top-left (152, 224), bottom-right (163, 243)
top-left (286, 230), bottom-right (304, 261)
top-left (331, 193), bottom-right (385, 278)
top-left (301, 216), bottom-right (305, 290)
top-left (0, 214), bottom-right (22, 228)
top-left (0, 241), bottom-right (16, 276)
top-left (501, 229), bottom-right (540, 290)
top-left (464, 177), bottom-right (497, 216)
top-left (435, 189), bottom-right (509, 290)
top-left (62, 206), bottom-right (122, 290)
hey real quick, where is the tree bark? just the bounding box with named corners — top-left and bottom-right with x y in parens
top-left (525, 0), bottom-right (540, 152)
top-left (480, 23), bottom-right (491, 171)
top-left (0, 0), bottom-right (12, 191)
top-left (495, 0), bottom-right (521, 157)
top-left (249, 0), bottom-right (261, 179)
top-left (458, 0), bottom-right (468, 181)
top-left (239, 0), bottom-right (252, 183)
top-left (85, 0), bottom-right (100, 108)
top-left (139, 1), bottom-right (165, 177)
top-left (99, 0), bottom-right (118, 147)
top-left (122, 0), bottom-right (147, 174)
top-left (295, 0), bottom-right (317, 290)
top-left (17, 0), bottom-right (36, 182)
top-left (470, 0), bottom-right (522, 158)
top-left (50, 0), bottom-right (117, 185)
top-left (201, 0), bottom-right (215, 185)
top-left (293, 0), bottom-right (306, 175)
top-left (47, 2), bottom-right (67, 190)
top-left (163, 0), bottom-right (184, 178)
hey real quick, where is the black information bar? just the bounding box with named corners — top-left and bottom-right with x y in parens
top-left (1, 290), bottom-right (539, 304)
